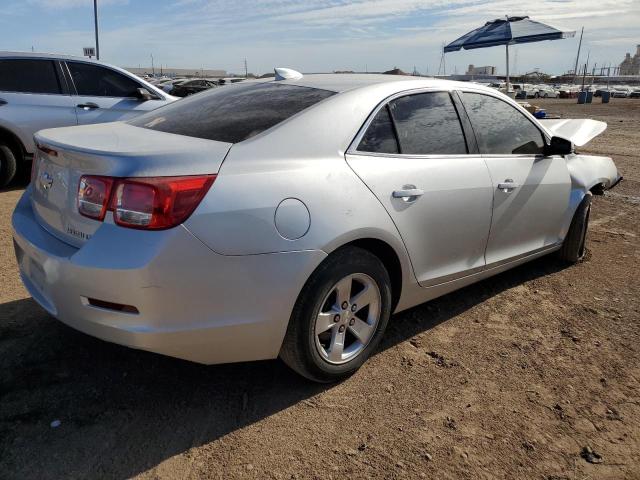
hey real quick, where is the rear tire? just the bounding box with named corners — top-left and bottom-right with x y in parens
top-left (280, 246), bottom-right (392, 383)
top-left (559, 192), bottom-right (592, 263)
top-left (0, 144), bottom-right (18, 188)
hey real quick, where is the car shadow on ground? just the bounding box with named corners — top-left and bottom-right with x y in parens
top-left (0, 255), bottom-right (566, 479)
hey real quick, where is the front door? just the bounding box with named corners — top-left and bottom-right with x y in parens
top-left (346, 91), bottom-right (494, 287)
top-left (65, 61), bottom-right (167, 125)
top-left (459, 91), bottom-right (570, 265)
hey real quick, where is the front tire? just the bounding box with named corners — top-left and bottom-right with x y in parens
top-left (280, 246), bottom-right (392, 383)
top-left (559, 192), bottom-right (592, 263)
top-left (0, 144), bottom-right (18, 188)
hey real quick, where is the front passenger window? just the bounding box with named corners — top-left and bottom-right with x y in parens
top-left (462, 92), bottom-right (545, 155)
top-left (68, 62), bottom-right (141, 97)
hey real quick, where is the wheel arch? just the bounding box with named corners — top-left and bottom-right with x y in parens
top-left (326, 237), bottom-right (404, 313)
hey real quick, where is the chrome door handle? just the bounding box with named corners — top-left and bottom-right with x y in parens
top-left (77, 102), bottom-right (99, 110)
top-left (392, 188), bottom-right (424, 200)
top-left (498, 179), bottom-right (519, 192)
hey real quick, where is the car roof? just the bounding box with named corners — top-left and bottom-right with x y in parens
top-left (266, 73), bottom-right (496, 95)
top-left (0, 50), bottom-right (170, 98)
top-left (0, 50), bottom-right (108, 64)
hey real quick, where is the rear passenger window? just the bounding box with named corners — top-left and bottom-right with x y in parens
top-left (358, 106), bottom-right (399, 154)
top-left (0, 59), bottom-right (62, 94)
top-left (389, 92), bottom-right (467, 155)
top-left (68, 62), bottom-right (141, 97)
top-left (462, 92), bottom-right (545, 155)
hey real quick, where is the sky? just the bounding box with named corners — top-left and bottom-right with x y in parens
top-left (0, 0), bottom-right (638, 76)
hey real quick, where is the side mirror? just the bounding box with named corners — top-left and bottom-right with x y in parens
top-left (135, 87), bottom-right (155, 101)
top-left (545, 136), bottom-right (573, 156)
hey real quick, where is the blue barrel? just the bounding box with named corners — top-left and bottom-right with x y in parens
top-left (586, 91), bottom-right (593, 103)
top-left (602, 91), bottom-right (611, 103)
top-left (577, 91), bottom-right (587, 104)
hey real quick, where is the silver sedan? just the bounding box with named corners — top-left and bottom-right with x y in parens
top-left (13, 70), bottom-right (620, 382)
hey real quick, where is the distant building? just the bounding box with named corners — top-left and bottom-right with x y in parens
top-left (125, 67), bottom-right (227, 78)
top-left (619, 45), bottom-right (640, 75)
top-left (467, 64), bottom-right (496, 75)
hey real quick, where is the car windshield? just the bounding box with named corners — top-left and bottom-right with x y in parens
top-left (128, 82), bottom-right (335, 143)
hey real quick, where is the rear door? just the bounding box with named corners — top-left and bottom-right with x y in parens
top-left (0, 58), bottom-right (77, 153)
top-left (346, 90), bottom-right (494, 287)
top-left (459, 91), bottom-right (570, 265)
top-left (65, 61), bottom-right (167, 125)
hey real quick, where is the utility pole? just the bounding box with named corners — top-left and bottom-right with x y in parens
top-left (244, 58), bottom-right (248, 78)
top-left (151, 54), bottom-right (155, 76)
top-left (583, 50), bottom-right (590, 90)
top-left (93, 0), bottom-right (100, 60)
top-left (572, 26), bottom-right (583, 83)
top-left (438, 43), bottom-right (446, 76)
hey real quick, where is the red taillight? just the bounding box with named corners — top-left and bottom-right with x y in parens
top-left (37, 144), bottom-right (58, 157)
top-left (77, 175), bottom-right (215, 230)
top-left (78, 175), bottom-right (114, 221)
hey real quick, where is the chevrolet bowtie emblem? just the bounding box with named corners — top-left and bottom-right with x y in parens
top-left (40, 171), bottom-right (53, 190)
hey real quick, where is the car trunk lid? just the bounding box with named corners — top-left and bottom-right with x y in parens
top-left (31, 122), bottom-right (231, 247)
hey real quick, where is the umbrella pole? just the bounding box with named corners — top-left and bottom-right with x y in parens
top-left (505, 44), bottom-right (510, 93)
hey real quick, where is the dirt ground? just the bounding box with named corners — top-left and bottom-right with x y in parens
top-left (1, 98), bottom-right (639, 480)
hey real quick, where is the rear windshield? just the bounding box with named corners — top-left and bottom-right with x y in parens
top-left (128, 82), bottom-right (335, 143)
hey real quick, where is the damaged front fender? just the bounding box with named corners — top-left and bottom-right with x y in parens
top-left (566, 153), bottom-right (621, 193)
top-left (560, 153), bottom-right (621, 238)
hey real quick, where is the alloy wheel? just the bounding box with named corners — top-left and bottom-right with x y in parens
top-left (314, 273), bottom-right (381, 365)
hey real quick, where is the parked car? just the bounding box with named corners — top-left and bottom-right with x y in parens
top-left (161, 78), bottom-right (189, 93)
top-left (0, 51), bottom-right (177, 186)
top-left (170, 78), bottom-right (218, 97)
top-left (630, 89), bottom-right (640, 98)
top-left (149, 76), bottom-right (171, 85)
top-left (558, 85), bottom-right (579, 98)
top-left (537, 85), bottom-right (559, 98)
top-left (515, 84), bottom-right (541, 99)
top-left (13, 70), bottom-right (620, 382)
top-left (611, 87), bottom-right (632, 98)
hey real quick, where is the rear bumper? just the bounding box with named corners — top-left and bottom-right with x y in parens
top-left (12, 188), bottom-right (326, 364)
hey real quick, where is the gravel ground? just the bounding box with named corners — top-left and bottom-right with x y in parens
top-left (1, 98), bottom-right (639, 480)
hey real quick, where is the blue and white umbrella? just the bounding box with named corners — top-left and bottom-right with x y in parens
top-left (444, 16), bottom-right (575, 91)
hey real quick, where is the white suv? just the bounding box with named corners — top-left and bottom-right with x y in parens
top-left (0, 52), bottom-right (176, 186)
